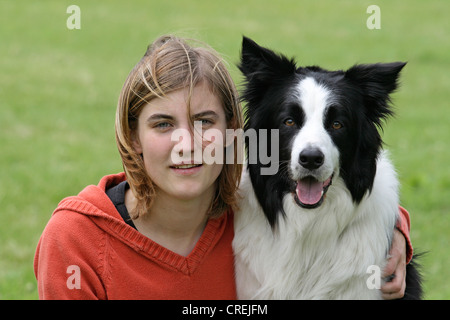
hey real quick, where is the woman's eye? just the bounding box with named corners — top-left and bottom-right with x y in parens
top-left (194, 118), bottom-right (215, 129)
top-left (155, 122), bottom-right (172, 129)
top-left (284, 118), bottom-right (295, 127)
top-left (200, 119), bottom-right (213, 126)
top-left (331, 121), bottom-right (343, 130)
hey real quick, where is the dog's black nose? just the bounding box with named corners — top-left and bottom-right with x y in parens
top-left (299, 148), bottom-right (324, 170)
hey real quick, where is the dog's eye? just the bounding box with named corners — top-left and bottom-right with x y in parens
top-left (284, 118), bottom-right (296, 127)
top-left (332, 121), bottom-right (343, 130)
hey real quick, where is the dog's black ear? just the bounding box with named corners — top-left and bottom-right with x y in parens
top-left (239, 36), bottom-right (296, 83)
top-left (341, 62), bottom-right (406, 203)
top-left (345, 62), bottom-right (406, 126)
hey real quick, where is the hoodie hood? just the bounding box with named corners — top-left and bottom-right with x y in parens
top-left (52, 172), bottom-right (137, 241)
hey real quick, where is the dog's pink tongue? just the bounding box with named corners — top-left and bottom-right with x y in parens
top-left (296, 177), bottom-right (323, 205)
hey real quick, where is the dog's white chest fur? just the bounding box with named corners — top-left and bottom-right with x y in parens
top-left (233, 151), bottom-right (399, 299)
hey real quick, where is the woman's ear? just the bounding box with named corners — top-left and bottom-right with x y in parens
top-left (131, 131), bottom-right (143, 154)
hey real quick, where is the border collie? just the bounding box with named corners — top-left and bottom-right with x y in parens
top-left (233, 37), bottom-right (422, 299)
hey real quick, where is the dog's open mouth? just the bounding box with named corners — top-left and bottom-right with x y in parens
top-left (294, 174), bottom-right (333, 209)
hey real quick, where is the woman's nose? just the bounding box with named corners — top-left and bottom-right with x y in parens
top-left (170, 125), bottom-right (203, 163)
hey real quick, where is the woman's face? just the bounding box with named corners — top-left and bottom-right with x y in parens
top-left (133, 82), bottom-right (227, 203)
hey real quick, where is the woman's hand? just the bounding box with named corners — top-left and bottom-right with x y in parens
top-left (381, 229), bottom-right (407, 299)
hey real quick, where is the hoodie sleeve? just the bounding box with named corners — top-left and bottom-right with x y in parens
top-left (34, 209), bottom-right (107, 300)
top-left (396, 206), bottom-right (413, 264)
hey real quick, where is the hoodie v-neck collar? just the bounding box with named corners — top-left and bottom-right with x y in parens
top-left (52, 173), bottom-right (227, 276)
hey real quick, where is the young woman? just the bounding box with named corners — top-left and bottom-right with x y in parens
top-left (34, 35), bottom-right (412, 299)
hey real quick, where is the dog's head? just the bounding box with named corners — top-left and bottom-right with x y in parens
top-left (239, 36), bottom-right (405, 227)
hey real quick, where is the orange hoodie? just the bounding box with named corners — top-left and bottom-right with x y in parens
top-left (34, 173), bottom-right (412, 300)
top-left (34, 173), bottom-right (236, 300)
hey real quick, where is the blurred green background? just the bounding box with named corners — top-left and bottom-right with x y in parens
top-left (0, 0), bottom-right (448, 299)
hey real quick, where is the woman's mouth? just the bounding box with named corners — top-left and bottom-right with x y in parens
top-left (170, 163), bottom-right (203, 175)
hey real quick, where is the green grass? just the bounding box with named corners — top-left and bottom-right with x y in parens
top-left (1, 0), bottom-right (449, 299)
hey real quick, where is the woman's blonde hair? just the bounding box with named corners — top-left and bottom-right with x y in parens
top-left (115, 35), bottom-right (243, 219)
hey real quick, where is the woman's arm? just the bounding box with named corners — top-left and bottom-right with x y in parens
top-left (380, 206), bottom-right (413, 299)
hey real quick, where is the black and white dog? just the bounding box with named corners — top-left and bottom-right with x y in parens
top-left (233, 37), bottom-right (422, 299)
